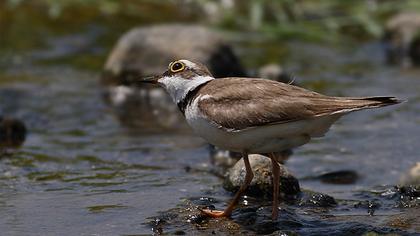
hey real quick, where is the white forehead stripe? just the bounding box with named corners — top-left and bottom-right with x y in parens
top-left (178, 59), bottom-right (199, 70)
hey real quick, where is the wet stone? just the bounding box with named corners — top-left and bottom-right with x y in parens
top-left (378, 185), bottom-right (420, 208)
top-left (354, 200), bottom-right (381, 216)
top-left (0, 116), bottom-right (27, 148)
top-left (102, 24), bottom-right (246, 83)
top-left (223, 154), bottom-right (300, 199)
top-left (317, 170), bottom-right (359, 184)
top-left (195, 197), bottom-right (217, 210)
top-left (299, 192), bottom-right (337, 208)
top-left (396, 186), bottom-right (420, 208)
top-left (187, 214), bottom-right (208, 225)
top-left (148, 194), bottom-right (416, 235)
top-left (146, 212), bottom-right (179, 235)
top-left (209, 145), bottom-right (293, 177)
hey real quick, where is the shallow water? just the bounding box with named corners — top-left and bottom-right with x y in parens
top-left (1, 5), bottom-right (420, 236)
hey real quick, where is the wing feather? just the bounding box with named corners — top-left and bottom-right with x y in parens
top-left (196, 78), bottom-right (399, 131)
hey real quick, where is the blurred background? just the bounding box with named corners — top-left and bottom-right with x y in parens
top-left (0, 0), bottom-right (419, 235)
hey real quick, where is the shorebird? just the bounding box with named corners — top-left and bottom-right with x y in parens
top-left (135, 59), bottom-right (401, 220)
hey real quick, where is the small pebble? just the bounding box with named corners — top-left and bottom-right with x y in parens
top-left (300, 192), bottom-right (337, 208)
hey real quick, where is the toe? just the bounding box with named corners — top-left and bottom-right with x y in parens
top-left (199, 209), bottom-right (228, 218)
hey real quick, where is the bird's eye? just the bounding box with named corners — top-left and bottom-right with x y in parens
top-left (170, 62), bottom-right (185, 73)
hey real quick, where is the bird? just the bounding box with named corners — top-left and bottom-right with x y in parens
top-left (134, 59), bottom-right (401, 220)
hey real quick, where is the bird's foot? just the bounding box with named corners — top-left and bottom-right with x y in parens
top-left (199, 208), bottom-right (229, 218)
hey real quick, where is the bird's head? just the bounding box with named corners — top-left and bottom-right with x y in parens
top-left (137, 59), bottom-right (215, 103)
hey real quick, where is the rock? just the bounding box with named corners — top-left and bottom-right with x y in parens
top-left (400, 162), bottom-right (420, 186)
top-left (0, 116), bottom-right (26, 148)
top-left (380, 185), bottom-right (419, 208)
top-left (395, 186), bottom-right (420, 208)
top-left (299, 192), bottom-right (337, 208)
top-left (101, 24), bottom-right (246, 130)
top-left (354, 200), bottom-right (380, 216)
top-left (223, 154), bottom-right (300, 199)
top-left (316, 170), bottom-right (359, 184)
top-left (258, 64), bottom-right (292, 84)
top-left (384, 12), bottom-right (420, 66)
top-left (102, 24), bottom-right (246, 80)
top-left (209, 146), bottom-right (293, 179)
top-left (210, 145), bottom-right (292, 170)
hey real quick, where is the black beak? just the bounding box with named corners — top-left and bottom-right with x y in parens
top-left (138, 75), bottom-right (159, 84)
top-left (127, 75), bottom-right (160, 87)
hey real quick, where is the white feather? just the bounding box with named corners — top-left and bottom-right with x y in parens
top-left (158, 75), bottom-right (214, 104)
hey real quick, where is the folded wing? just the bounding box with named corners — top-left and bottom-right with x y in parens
top-left (196, 78), bottom-right (400, 131)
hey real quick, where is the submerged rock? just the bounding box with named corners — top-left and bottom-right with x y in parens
top-left (384, 12), bottom-right (420, 67)
top-left (101, 24), bottom-right (246, 130)
top-left (223, 154), bottom-right (300, 199)
top-left (299, 192), bottom-right (337, 208)
top-left (395, 186), bottom-right (420, 208)
top-left (316, 170), bottom-right (359, 184)
top-left (378, 185), bottom-right (419, 209)
top-left (354, 200), bottom-right (380, 216)
top-left (0, 116), bottom-right (26, 148)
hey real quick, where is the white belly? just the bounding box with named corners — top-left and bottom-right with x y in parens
top-left (185, 98), bottom-right (342, 153)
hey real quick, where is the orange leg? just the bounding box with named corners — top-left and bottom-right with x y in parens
top-left (269, 152), bottom-right (280, 220)
top-left (201, 152), bottom-right (254, 217)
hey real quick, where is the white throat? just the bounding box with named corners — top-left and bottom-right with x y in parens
top-left (158, 75), bottom-right (214, 104)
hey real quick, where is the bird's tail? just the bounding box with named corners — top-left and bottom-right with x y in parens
top-left (352, 96), bottom-right (403, 107)
top-left (330, 96), bottom-right (403, 114)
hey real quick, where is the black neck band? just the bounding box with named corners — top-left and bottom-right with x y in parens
top-left (176, 81), bottom-right (210, 115)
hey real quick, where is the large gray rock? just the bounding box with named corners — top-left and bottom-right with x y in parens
top-left (384, 12), bottom-right (420, 66)
top-left (101, 24), bottom-right (246, 130)
top-left (223, 154), bottom-right (300, 199)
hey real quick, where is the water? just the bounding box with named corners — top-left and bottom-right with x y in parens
top-left (1, 6), bottom-right (419, 236)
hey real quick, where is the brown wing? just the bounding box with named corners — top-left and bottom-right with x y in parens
top-left (196, 78), bottom-right (400, 131)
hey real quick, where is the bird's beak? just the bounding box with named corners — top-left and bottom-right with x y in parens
top-left (128, 75), bottom-right (160, 87)
top-left (137, 75), bottom-right (160, 84)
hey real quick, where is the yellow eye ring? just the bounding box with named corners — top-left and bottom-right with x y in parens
top-left (169, 61), bottom-right (185, 73)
